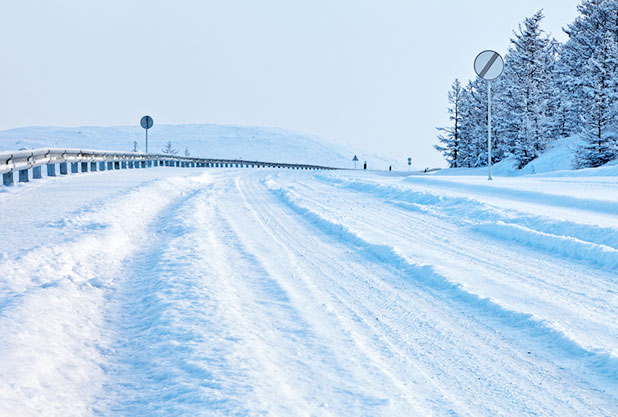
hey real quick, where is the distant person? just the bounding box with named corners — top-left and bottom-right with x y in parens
top-left (363, 162), bottom-right (367, 170)
top-left (389, 165), bottom-right (392, 172)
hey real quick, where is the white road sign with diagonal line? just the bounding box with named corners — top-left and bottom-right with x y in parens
top-left (474, 50), bottom-right (504, 81)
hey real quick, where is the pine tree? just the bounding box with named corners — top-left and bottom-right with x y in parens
top-left (500, 10), bottom-right (557, 168)
top-left (559, 0), bottom-right (618, 137)
top-left (435, 79), bottom-right (464, 167)
top-left (459, 78), bottom-right (504, 168)
top-left (455, 84), bottom-right (476, 168)
top-left (162, 141), bottom-right (178, 155)
top-left (575, 31), bottom-right (618, 167)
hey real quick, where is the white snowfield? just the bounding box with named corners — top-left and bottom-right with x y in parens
top-left (0, 167), bottom-right (617, 416)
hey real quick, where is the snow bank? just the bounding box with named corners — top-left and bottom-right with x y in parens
top-left (433, 135), bottom-right (618, 177)
top-left (0, 173), bottom-right (212, 416)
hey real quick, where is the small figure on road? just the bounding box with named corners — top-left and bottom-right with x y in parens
top-left (363, 162), bottom-right (367, 170)
top-left (389, 165), bottom-right (392, 172)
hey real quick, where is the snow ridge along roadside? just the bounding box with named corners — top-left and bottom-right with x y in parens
top-left (0, 173), bottom-right (212, 416)
top-left (314, 175), bottom-right (618, 270)
top-left (265, 178), bottom-right (618, 382)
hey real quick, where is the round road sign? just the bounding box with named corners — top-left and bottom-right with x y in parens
top-left (140, 115), bottom-right (154, 130)
top-left (474, 50), bottom-right (504, 81)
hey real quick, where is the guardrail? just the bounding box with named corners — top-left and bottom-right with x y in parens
top-left (0, 148), bottom-right (339, 186)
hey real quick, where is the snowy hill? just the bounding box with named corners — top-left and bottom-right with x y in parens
top-left (0, 124), bottom-right (396, 169)
top-left (435, 135), bottom-right (618, 177)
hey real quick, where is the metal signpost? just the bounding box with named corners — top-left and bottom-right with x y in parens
top-left (407, 157), bottom-right (412, 171)
top-left (140, 115), bottom-right (154, 153)
top-left (474, 50), bottom-right (504, 180)
top-left (352, 155), bottom-right (359, 169)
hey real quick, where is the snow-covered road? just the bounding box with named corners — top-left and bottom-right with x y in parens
top-left (1, 168), bottom-right (617, 416)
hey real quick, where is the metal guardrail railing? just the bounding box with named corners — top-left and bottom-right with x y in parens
top-left (0, 148), bottom-right (340, 186)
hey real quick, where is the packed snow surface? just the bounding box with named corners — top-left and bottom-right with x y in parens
top-left (1, 166), bottom-right (617, 416)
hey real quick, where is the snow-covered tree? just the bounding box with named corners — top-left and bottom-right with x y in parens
top-left (437, 1), bottom-right (618, 169)
top-left (559, 0), bottom-right (618, 137)
top-left (435, 79), bottom-right (464, 167)
top-left (456, 78), bottom-right (505, 168)
top-left (184, 147), bottom-right (190, 157)
top-left (575, 31), bottom-right (618, 167)
top-left (499, 10), bottom-right (558, 168)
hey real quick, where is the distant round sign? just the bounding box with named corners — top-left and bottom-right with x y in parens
top-left (474, 50), bottom-right (504, 81)
top-left (140, 115), bottom-right (153, 130)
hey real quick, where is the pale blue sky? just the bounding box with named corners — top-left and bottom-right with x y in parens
top-left (0, 0), bottom-right (581, 166)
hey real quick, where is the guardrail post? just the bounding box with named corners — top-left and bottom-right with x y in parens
top-left (60, 162), bottom-right (68, 175)
top-left (81, 162), bottom-right (88, 172)
top-left (33, 166), bottom-right (42, 179)
top-left (3, 172), bottom-right (13, 186)
top-left (71, 163), bottom-right (78, 173)
top-left (18, 169), bottom-right (28, 183)
top-left (47, 164), bottom-right (56, 176)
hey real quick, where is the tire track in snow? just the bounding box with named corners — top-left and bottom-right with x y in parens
top-left (99, 176), bottom-right (353, 416)
top-left (294, 174), bottom-right (618, 361)
top-left (230, 173), bottom-right (618, 416)
top-left (263, 176), bottom-right (618, 399)
top-left (315, 174), bottom-right (618, 254)
top-left (402, 176), bottom-right (618, 216)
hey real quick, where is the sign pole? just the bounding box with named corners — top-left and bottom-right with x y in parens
top-left (488, 80), bottom-right (492, 180)
top-left (146, 128), bottom-right (148, 154)
top-left (473, 50), bottom-right (502, 181)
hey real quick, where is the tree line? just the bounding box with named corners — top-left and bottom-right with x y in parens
top-left (436, 0), bottom-right (618, 170)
